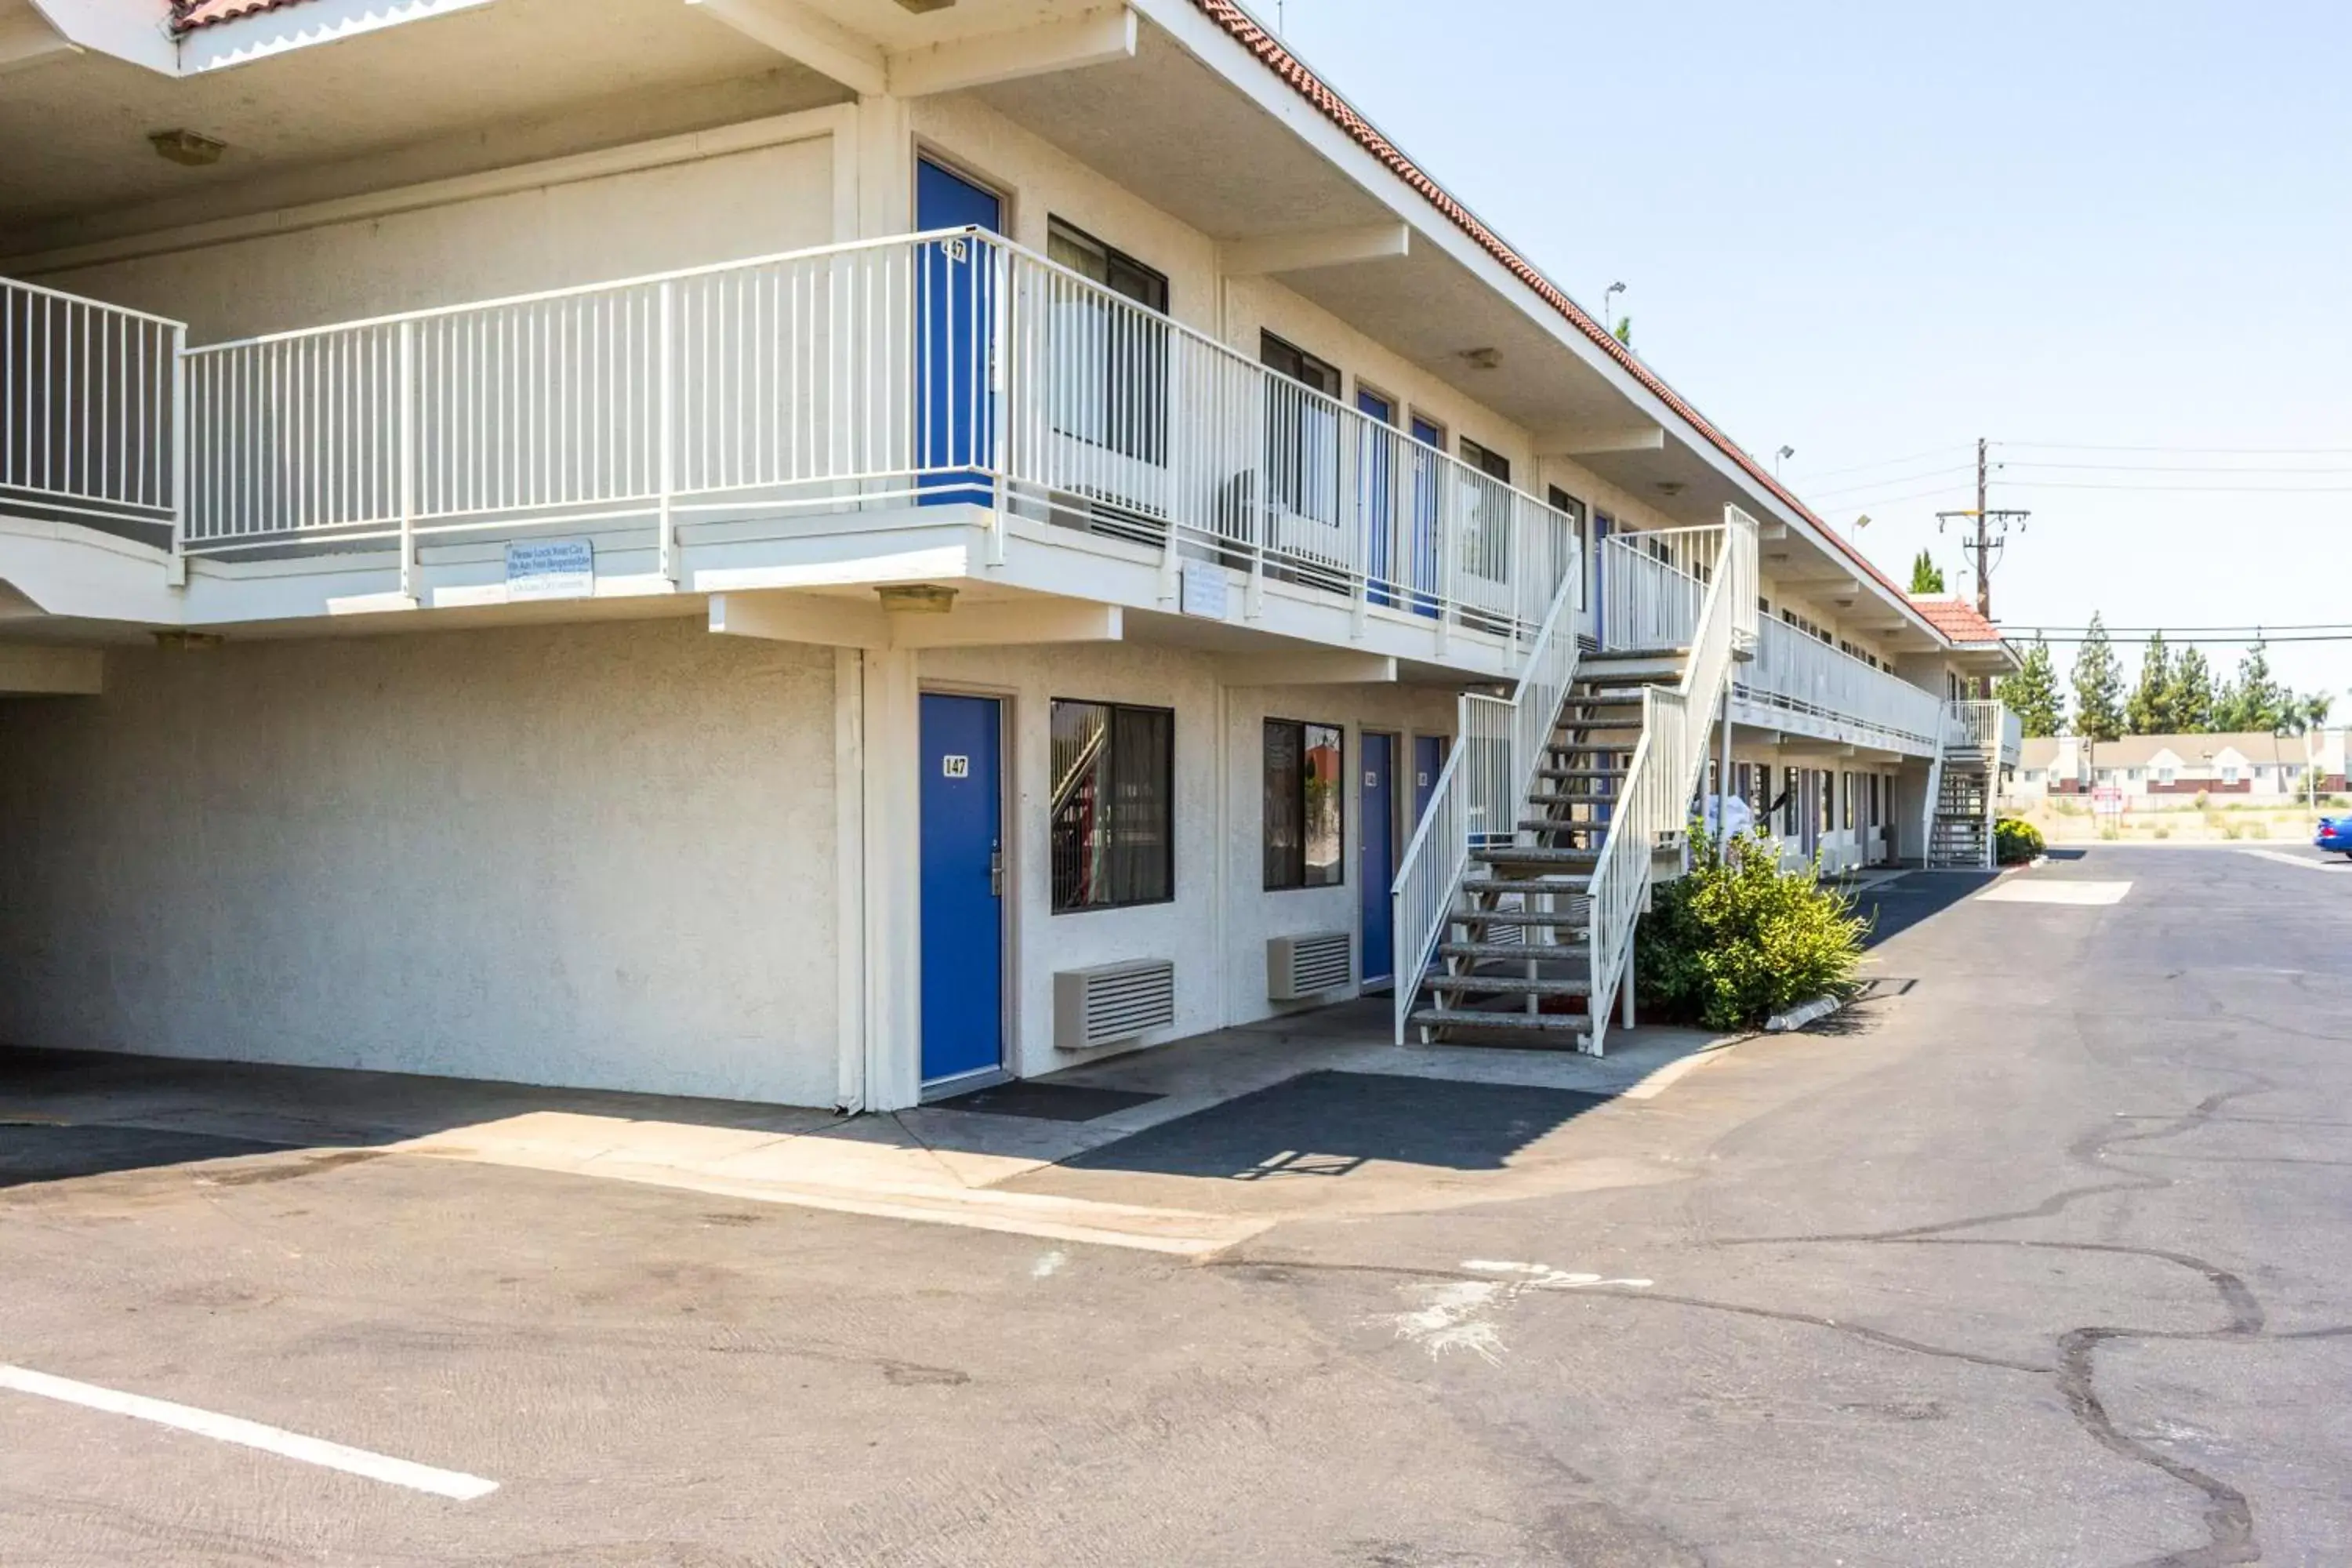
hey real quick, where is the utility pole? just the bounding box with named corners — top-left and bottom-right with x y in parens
top-left (1974, 437), bottom-right (1989, 617)
top-left (1936, 436), bottom-right (2030, 619)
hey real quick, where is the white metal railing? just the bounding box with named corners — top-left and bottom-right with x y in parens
top-left (1737, 617), bottom-right (1944, 753)
top-left (1, 278), bottom-right (182, 534)
top-left (1390, 553), bottom-right (1584, 1041)
top-left (1945, 699), bottom-right (2014, 758)
top-left (1582, 507), bottom-right (1758, 1055)
top-left (162, 230), bottom-right (1578, 636)
top-left (1598, 525), bottom-right (1711, 652)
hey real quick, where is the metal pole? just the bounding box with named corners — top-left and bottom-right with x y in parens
top-left (658, 278), bottom-right (677, 585)
top-left (397, 318), bottom-right (416, 603)
top-left (167, 324), bottom-right (188, 588)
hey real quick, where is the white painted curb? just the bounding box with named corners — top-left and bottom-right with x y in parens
top-left (1763, 994), bottom-right (1843, 1033)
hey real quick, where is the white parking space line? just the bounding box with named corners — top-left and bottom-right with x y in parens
top-left (1976, 880), bottom-right (2132, 906)
top-left (2239, 848), bottom-right (2343, 873)
top-left (0, 1364), bottom-right (498, 1501)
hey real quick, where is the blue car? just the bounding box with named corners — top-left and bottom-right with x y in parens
top-left (2320, 814), bottom-right (2352, 858)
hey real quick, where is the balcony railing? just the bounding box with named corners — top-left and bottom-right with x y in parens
top-left (1736, 618), bottom-right (1945, 752)
top-left (87, 228), bottom-right (1577, 640)
top-left (1947, 699), bottom-right (2022, 765)
top-left (1, 278), bottom-right (183, 535)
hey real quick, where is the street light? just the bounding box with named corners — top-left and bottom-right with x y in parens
top-left (1603, 280), bottom-right (1626, 335)
top-left (1775, 445), bottom-right (1795, 477)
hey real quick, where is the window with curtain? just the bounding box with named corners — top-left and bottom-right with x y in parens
top-left (1264, 719), bottom-right (1345, 889)
top-left (1047, 219), bottom-right (1170, 467)
top-left (1050, 699), bottom-right (1174, 913)
top-left (1259, 332), bottom-right (1342, 522)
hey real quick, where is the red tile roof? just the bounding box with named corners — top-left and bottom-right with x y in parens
top-left (1184, 0), bottom-right (1948, 640)
top-left (171, 0), bottom-right (322, 34)
top-left (1907, 597), bottom-right (2006, 645)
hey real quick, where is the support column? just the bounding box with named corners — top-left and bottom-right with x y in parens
top-left (861, 646), bottom-right (924, 1111)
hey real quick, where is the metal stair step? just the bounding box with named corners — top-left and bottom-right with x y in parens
top-left (1410, 1007), bottom-right (1590, 1037)
top-left (1426, 973), bottom-right (1594, 998)
top-left (1461, 874), bottom-right (1592, 897)
top-left (1526, 789), bottom-right (1618, 806)
top-left (1450, 906), bottom-right (1589, 931)
top-left (1437, 938), bottom-right (1591, 960)
top-left (1534, 768), bottom-right (1621, 782)
top-left (1515, 818), bottom-right (1609, 836)
top-left (1472, 845), bottom-right (1602, 869)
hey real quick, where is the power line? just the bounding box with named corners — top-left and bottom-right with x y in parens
top-left (1803, 463), bottom-right (1977, 501)
top-left (1786, 444), bottom-right (1974, 483)
top-left (2003, 459), bottom-right (2352, 475)
top-left (1997, 440), bottom-right (2352, 456)
top-left (2000, 479), bottom-right (2352, 494)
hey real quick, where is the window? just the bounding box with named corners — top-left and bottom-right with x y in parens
top-left (2221, 765), bottom-right (2241, 785)
top-left (1260, 332), bottom-right (1342, 521)
top-left (1047, 219), bottom-right (1170, 466)
top-left (2158, 767), bottom-right (2176, 785)
top-left (1781, 767), bottom-right (1799, 837)
top-left (1050, 700), bottom-right (1174, 913)
top-left (1259, 331), bottom-right (1340, 396)
top-left (1548, 487), bottom-right (1588, 608)
top-left (1459, 437), bottom-right (1511, 484)
top-left (2025, 769), bottom-right (2045, 783)
top-left (1265, 720), bottom-right (1345, 889)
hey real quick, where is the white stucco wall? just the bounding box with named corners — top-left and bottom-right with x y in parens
top-left (914, 638), bottom-right (1457, 1081)
top-left (41, 130), bottom-right (842, 342)
top-left (0, 617), bottom-right (842, 1105)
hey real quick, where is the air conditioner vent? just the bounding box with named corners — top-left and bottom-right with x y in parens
top-left (1267, 931), bottom-right (1352, 1001)
top-left (1054, 959), bottom-right (1176, 1051)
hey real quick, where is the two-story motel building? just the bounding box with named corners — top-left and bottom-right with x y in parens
top-left (0, 0), bottom-right (2019, 1110)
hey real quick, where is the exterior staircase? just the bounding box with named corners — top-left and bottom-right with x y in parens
top-left (1923, 699), bottom-right (2009, 870)
top-left (1407, 651), bottom-right (1683, 1044)
top-left (1928, 761), bottom-right (1993, 869)
top-left (1391, 508), bottom-right (1759, 1055)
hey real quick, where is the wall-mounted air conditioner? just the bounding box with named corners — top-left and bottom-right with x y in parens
top-left (1266, 931), bottom-right (1352, 1001)
top-left (1053, 959), bottom-right (1177, 1051)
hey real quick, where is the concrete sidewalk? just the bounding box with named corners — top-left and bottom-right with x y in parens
top-left (5, 1002), bottom-right (1736, 1255)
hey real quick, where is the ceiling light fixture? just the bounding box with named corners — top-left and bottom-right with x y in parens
top-left (1459, 347), bottom-right (1501, 371)
top-left (148, 129), bottom-right (226, 167)
top-left (877, 584), bottom-right (957, 614)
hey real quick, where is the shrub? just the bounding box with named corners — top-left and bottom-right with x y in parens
top-left (1994, 817), bottom-right (2045, 865)
top-left (1635, 830), bottom-right (1868, 1032)
top-left (2222, 822), bottom-right (2244, 840)
top-left (2099, 826), bottom-right (2122, 840)
top-left (2194, 790), bottom-right (2209, 811)
top-left (2249, 822), bottom-right (2270, 840)
top-left (2152, 824), bottom-right (2172, 840)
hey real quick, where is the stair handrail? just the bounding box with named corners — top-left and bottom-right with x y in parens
top-left (1389, 539), bottom-right (1585, 1042)
top-left (1581, 506), bottom-right (1759, 1056)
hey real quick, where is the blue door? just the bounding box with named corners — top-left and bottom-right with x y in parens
top-left (920, 693), bottom-right (1004, 1085)
top-left (1413, 735), bottom-right (1447, 824)
top-left (1408, 415), bottom-right (1444, 617)
top-left (1358, 389), bottom-right (1397, 607)
top-left (1360, 732), bottom-right (1397, 985)
top-left (916, 159), bottom-right (1002, 506)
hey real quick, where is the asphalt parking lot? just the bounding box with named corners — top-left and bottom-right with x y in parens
top-left (5, 845), bottom-right (2350, 1566)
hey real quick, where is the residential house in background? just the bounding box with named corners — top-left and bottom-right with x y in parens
top-left (0, 0), bottom-right (2015, 1107)
top-left (2008, 731), bottom-right (2350, 804)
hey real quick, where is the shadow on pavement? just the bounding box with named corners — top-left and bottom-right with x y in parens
top-left (1059, 1069), bottom-right (1608, 1180)
top-left (1850, 872), bottom-right (2000, 948)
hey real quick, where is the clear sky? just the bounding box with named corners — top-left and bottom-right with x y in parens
top-left (1266, 0), bottom-right (2352, 710)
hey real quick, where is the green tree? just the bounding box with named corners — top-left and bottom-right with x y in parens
top-left (2070, 613), bottom-right (2126, 742)
top-left (2164, 646), bottom-right (2216, 734)
top-left (1909, 550), bottom-right (1947, 595)
top-left (2212, 639), bottom-right (2288, 732)
top-left (2125, 630), bottom-right (2174, 735)
top-left (1997, 637), bottom-right (2065, 739)
top-left (1612, 315), bottom-right (1633, 347)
